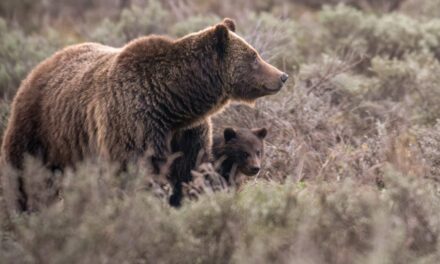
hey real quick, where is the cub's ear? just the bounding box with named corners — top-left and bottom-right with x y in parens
top-left (222, 18), bottom-right (236, 32)
top-left (224, 128), bottom-right (237, 142)
top-left (252, 128), bottom-right (267, 139)
top-left (213, 24), bottom-right (229, 57)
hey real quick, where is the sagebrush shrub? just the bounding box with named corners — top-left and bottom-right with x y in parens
top-left (1, 1), bottom-right (440, 263)
top-left (2, 162), bottom-right (439, 264)
top-left (0, 19), bottom-right (68, 98)
top-left (416, 122), bottom-right (440, 181)
top-left (241, 12), bottom-right (304, 71)
top-left (87, 0), bottom-right (169, 46)
top-left (293, 0), bottom-right (406, 12)
top-left (170, 15), bottom-right (220, 37)
top-left (401, 0), bottom-right (440, 19)
top-left (320, 4), bottom-right (440, 63)
top-left (369, 54), bottom-right (440, 123)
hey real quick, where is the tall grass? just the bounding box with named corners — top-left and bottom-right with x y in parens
top-left (1, 0), bottom-right (440, 263)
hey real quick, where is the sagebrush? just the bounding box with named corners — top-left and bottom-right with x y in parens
top-left (1, 1), bottom-right (440, 263)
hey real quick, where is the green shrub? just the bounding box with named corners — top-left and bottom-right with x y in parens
top-left (0, 19), bottom-right (71, 98)
top-left (320, 5), bottom-right (440, 62)
top-left (2, 162), bottom-right (439, 263)
top-left (369, 54), bottom-right (440, 123)
top-left (292, 0), bottom-right (406, 12)
top-left (241, 13), bottom-right (305, 72)
top-left (0, 100), bottom-right (10, 142)
top-left (88, 1), bottom-right (169, 46)
top-left (1, 2), bottom-right (440, 263)
top-left (401, 0), bottom-right (440, 19)
top-left (369, 56), bottom-right (418, 101)
top-left (170, 15), bottom-right (220, 37)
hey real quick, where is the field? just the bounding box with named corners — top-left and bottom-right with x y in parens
top-left (1, 0), bottom-right (440, 263)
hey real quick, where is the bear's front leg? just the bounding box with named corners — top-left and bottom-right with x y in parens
top-left (169, 120), bottom-right (212, 207)
top-left (147, 129), bottom-right (180, 177)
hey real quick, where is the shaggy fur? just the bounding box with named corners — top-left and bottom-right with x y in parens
top-left (1, 18), bottom-right (287, 211)
top-left (212, 127), bottom-right (267, 184)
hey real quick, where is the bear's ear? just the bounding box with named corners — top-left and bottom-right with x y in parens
top-left (213, 24), bottom-right (229, 57)
top-left (222, 18), bottom-right (236, 32)
top-left (224, 128), bottom-right (237, 142)
top-left (253, 128), bottom-right (267, 139)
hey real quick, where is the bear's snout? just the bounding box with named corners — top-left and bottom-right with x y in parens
top-left (280, 73), bottom-right (289, 83)
top-left (258, 60), bottom-right (288, 94)
top-left (249, 166), bottom-right (260, 175)
top-left (241, 157), bottom-right (262, 176)
top-left (273, 72), bottom-right (289, 90)
top-left (267, 72), bottom-right (288, 93)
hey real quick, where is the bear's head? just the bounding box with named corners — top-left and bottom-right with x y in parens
top-left (207, 18), bottom-right (288, 102)
top-left (219, 127), bottom-right (267, 176)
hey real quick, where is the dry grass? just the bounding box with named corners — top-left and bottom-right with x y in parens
top-left (1, 0), bottom-right (440, 263)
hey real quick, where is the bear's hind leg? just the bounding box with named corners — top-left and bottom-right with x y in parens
top-left (1, 107), bottom-right (45, 212)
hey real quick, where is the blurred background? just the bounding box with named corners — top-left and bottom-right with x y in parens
top-left (2, 1), bottom-right (440, 263)
top-left (1, 0), bottom-right (437, 97)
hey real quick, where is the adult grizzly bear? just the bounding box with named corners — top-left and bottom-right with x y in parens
top-left (1, 18), bottom-right (288, 210)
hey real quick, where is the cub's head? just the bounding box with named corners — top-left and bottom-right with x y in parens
top-left (189, 18), bottom-right (288, 102)
top-left (219, 127), bottom-right (267, 176)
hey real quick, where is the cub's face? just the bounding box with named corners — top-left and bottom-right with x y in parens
top-left (222, 127), bottom-right (267, 176)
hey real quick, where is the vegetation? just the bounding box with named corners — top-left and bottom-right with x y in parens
top-left (2, 0), bottom-right (440, 263)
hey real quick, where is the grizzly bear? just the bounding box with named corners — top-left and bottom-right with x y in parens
top-left (1, 18), bottom-right (287, 211)
top-left (180, 127), bottom-right (267, 202)
top-left (212, 127), bottom-right (267, 185)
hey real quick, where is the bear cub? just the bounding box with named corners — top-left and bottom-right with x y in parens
top-left (180, 127), bottom-right (267, 201)
top-left (212, 127), bottom-right (267, 186)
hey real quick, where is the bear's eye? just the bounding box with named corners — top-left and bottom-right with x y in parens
top-left (256, 150), bottom-right (261, 157)
top-left (240, 152), bottom-right (250, 159)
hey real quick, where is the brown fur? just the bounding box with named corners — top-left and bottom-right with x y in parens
top-left (212, 127), bottom-right (267, 184)
top-left (1, 18), bottom-right (287, 211)
top-left (182, 162), bottom-right (229, 202)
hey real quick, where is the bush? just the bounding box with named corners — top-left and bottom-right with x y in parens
top-left (416, 122), bottom-right (440, 181)
top-left (2, 2), bottom-right (440, 263)
top-left (170, 15), bottom-right (220, 37)
top-left (87, 0), bottom-right (169, 46)
top-left (1, 162), bottom-right (439, 263)
top-left (293, 0), bottom-right (406, 12)
top-left (0, 100), bottom-right (10, 140)
top-left (401, 0), bottom-right (440, 19)
top-left (0, 19), bottom-right (69, 98)
top-left (369, 54), bottom-right (440, 123)
top-left (240, 12), bottom-right (305, 72)
top-left (320, 5), bottom-right (440, 63)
